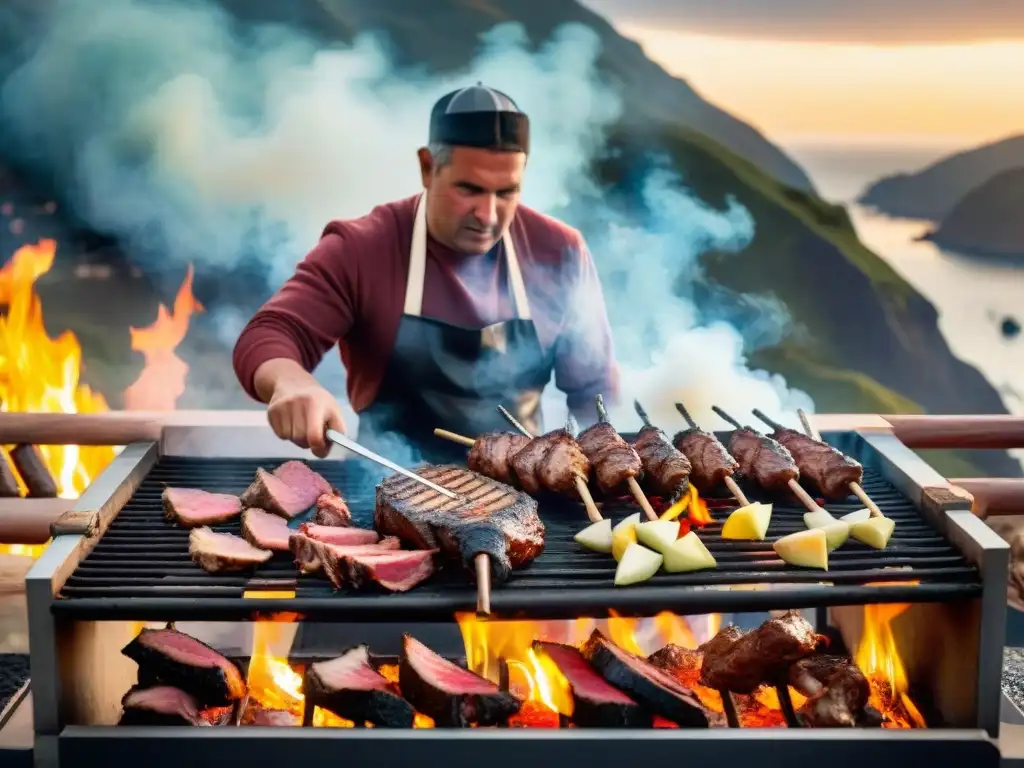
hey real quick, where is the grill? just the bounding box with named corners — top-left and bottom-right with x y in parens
top-left (17, 416), bottom-right (1011, 768)
top-left (55, 445), bottom-right (980, 621)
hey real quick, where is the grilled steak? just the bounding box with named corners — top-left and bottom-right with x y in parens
top-left (399, 634), bottom-right (522, 727)
top-left (189, 527), bottom-right (272, 573)
top-left (509, 429), bottom-right (590, 497)
top-left (467, 430), bottom-right (532, 486)
top-left (375, 465), bottom-right (544, 583)
top-left (240, 507), bottom-right (292, 552)
top-left (700, 612), bottom-right (817, 693)
top-left (119, 686), bottom-right (204, 726)
top-left (314, 493), bottom-right (352, 526)
top-left (162, 488), bottom-right (242, 528)
top-left (795, 658), bottom-right (871, 727)
top-left (289, 534), bottom-right (433, 592)
top-left (632, 425), bottom-right (692, 501)
top-left (240, 461), bottom-right (335, 519)
top-left (672, 428), bottom-right (739, 492)
top-left (305, 645), bottom-right (415, 727)
top-left (727, 427), bottom-right (799, 492)
top-left (299, 523), bottom-right (381, 546)
top-left (576, 422), bottom-right (643, 494)
top-left (534, 641), bottom-right (651, 728)
top-left (581, 630), bottom-right (710, 727)
top-left (771, 428), bottom-right (863, 499)
top-left (122, 628), bottom-right (247, 705)
top-left (289, 533), bottom-right (401, 575)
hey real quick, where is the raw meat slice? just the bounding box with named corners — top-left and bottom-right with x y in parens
top-left (189, 527), bottom-right (272, 573)
top-left (272, 460), bottom-right (336, 498)
top-left (119, 686), bottom-right (204, 726)
top-left (314, 493), bottom-right (352, 526)
top-left (398, 634), bottom-right (521, 727)
top-left (299, 523), bottom-right (380, 546)
top-left (240, 507), bottom-right (292, 551)
top-left (239, 468), bottom-right (313, 519)
top-left (305, 645), bottom-right (415, 727)
top-left (162, 488), bottom-right (241, 527)
top-left (289, 534), bottom-right (400, 575)
top-left (533, 641), bottom-right (650, 728)
top-left (122, 628), bottom-right (247, 705)
top-left (338, 550), bottom-right (438, 592)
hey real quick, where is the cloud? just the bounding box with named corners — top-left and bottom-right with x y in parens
top-left (582, 0), bottom-right (1024, 44)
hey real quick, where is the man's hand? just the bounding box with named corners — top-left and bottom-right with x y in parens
top-left (265, 378), bottom-right (346, 459)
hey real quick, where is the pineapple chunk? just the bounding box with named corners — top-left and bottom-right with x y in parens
top-left (850, 516), bottom-right (896, 549)
top-left (820, 520), bottom-right (850, 552)
top-left (613, 513), bottom-right (642, 536)
top-left (636, 520), bottom-right (681, 554)
top-left (575, 518), bottom-right (613, 554)
top-left (774, 529), bottom-right (828, 569)
top-left (663, 532), bottom-right (717, 573)
top-left (841, 508), bottom-right (872, 525)
top-left (803, 508), bottom-right (838, 529)
top-left (611, 525), bottom-right (638, 562)
top-left (721, 502), bottom-right (772, 541)
top-left (614, 543), bottom-right (663, 586)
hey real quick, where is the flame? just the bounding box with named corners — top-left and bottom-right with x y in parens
top-left (122, 264), bottom-right (203, 411)
top-left (855, 602), bottom-right (927, 729)
top-left (660, 485), bottom-right (713, 526)
top-left (0, 239), bottom-right (113, 497)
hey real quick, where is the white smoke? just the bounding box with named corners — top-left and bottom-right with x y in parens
top-left (0, 0), bottom-right (812, 439)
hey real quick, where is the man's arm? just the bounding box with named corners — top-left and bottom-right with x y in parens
top-left (553, 234), bottom-right (620, 421)
top-left (233, 232), bottom-right (358, 403)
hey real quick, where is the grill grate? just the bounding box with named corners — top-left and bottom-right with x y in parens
top-left (54, 453), bottom-right (981, 621)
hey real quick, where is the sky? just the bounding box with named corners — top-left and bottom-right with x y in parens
top-left (582, 0), bottom-right (1024, 144)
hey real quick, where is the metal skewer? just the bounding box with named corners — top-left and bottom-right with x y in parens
top-left (496, 405), bottom-right (603, 524)
top-left (674, 400), bottom-right (750, 507)
top-left (794, 409), bottom-right (882, 518)
top-left (324, 428), bottom-right (492, 614)
top-left (594, 394), bottom-right (658, 521)
top-left (708, 408), bottom-right (826, 516)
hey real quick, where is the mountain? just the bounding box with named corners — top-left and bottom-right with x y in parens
top-left (0, 0), bottom-right (1018, 478)
top-left (858, 133), bottom-right (1024, 221)
top-left (921, 166), bottom-right (1024, 260)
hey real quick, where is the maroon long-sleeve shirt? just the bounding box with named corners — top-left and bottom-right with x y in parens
top-left (232, 194), bottom-right (619, 413)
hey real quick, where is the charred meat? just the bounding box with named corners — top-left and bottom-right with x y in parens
top-left (289, 533), bottom-right (434, 593)
top-left (119, 686), bottom-right (204, 726)
top-left (672, 427), bottom-right (739, 493)
top-left (314, 493), bottom-right (353, 526)
top-left (288, 533), bottom-right (401, 575)
top-left (305, 645), bottom-right (416, 727)
top-left (240, 461), bottom-right (337, 519)
top-left (240, 507), bottom-right (292, 552)
top-left (298, 523), bottom-right (381, 547)
top-left (632, 425), bottom-right (692, 500)
top-left (699, 612), bottom-right (817, 693)
top-left (727, 427), bottom-right (799, 493)
top-left (535, 641), bottom-right (651, 728)
top-left (508, 429), bottom-right (591, 497)
top-left (375, 465), bottom-right (544, 583)
top-left (399, 634), bottom-right (522, 727)
top-left (467, 430), bottom-right (532, 486)
top-left (575, 421), bottom-right (644, 494)
top-left (792, 656), bottom-right (872, 727)
top-left (162, 488), bottom-right (242, 528)
top-left (771, 428), bottom-right (863, 499)
top-left (188, 527), bottom-right (272, 573)
top-left (122, 628), bottom-right (247, 705)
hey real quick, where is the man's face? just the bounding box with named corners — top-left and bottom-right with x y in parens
top-left (419, 146), bottom-right (525, 255)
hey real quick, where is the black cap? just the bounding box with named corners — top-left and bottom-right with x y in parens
top-left (429, 83), bottom-right (529, 154)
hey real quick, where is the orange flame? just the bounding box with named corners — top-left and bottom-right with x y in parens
top-left (855, 603), bottom-right (927, 729)
top-left (661, 484), bottom-right (713, 526)
top-left (123, 265), bottom-right (203, 411)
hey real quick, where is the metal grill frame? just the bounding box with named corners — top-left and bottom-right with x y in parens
top-left (22, 418), bottom-right (1010, 765)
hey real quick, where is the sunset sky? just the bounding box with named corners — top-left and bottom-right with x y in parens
top-left (584, 1), bottom-right (1024, 145)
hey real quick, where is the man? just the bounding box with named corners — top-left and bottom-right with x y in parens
top-left (233, 84), bottom-right (619, 462)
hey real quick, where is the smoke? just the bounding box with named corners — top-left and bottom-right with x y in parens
top-left (0, 0), bottom-right (812, 445)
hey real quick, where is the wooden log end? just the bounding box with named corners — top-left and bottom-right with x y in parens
top-left (10, 444), bottom-right (58, 498)
top-left (50, 509), bottom-right (100, 538)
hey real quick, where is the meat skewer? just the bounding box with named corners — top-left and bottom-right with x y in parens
top-left (709, 406), bottom-right (826, 518)
top-left (580, 394), bottom-right (657, 521)
top-left (631, 401), bottom-right (693, 504)
top-left (672, 401), bottom-right (750, 506)
top-left (323, 428), bottom-right (493, 614)
top-left (496, 405), bottom-right (603, 523)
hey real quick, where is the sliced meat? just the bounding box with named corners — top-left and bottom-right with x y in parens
top-left (119, 686), bottom-right (204, 726)
top-left (289, 533), bottom-right (400, 575)
top-left (398, 634), bottom-right (522, 727)
top-left (305, 645), bottom-right (415, 727)
top-left (700, 612), bottom-right (817, 693)
top-left (580, 630), bottom-right (710, 727)
top-left (314, 493), bottom-right (352, 526)
top-left (576, 422), bottom-right (643, 494)
top-left (467, 431), bottom-right (532, 486)
top-left (672, 428), bottom-right (739, 492)
top-left (189, 527), bottom-right (272, 574)
top-left (298, 523), bottom-right (380, 546)
top-left (771, 428), bottom-right (863, 499)
top-left (339, 549), bottom-right (438, 592)
top-left (239, 468), bottom-right (312, 519)
top-left (534, 641), bottom-right (651, 728)
top-left (727, 428), bottom-right (799, 492)
top-left (240, 507), bottom-right (292, 552)
top-left (162, 488), bottom-right (242, 528)
top-left (509, 432), bottom-right (561, 496)
top-left (375, 465), bottom-right (544, 583)
top-left (535, 432), bottom-right (591, 495)
top-left (272, 460), bottom-right (336, 498)
top-left (122, 628), bottom-right (246, 705)
top-left (633, 425), bottom-right (692, 501)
